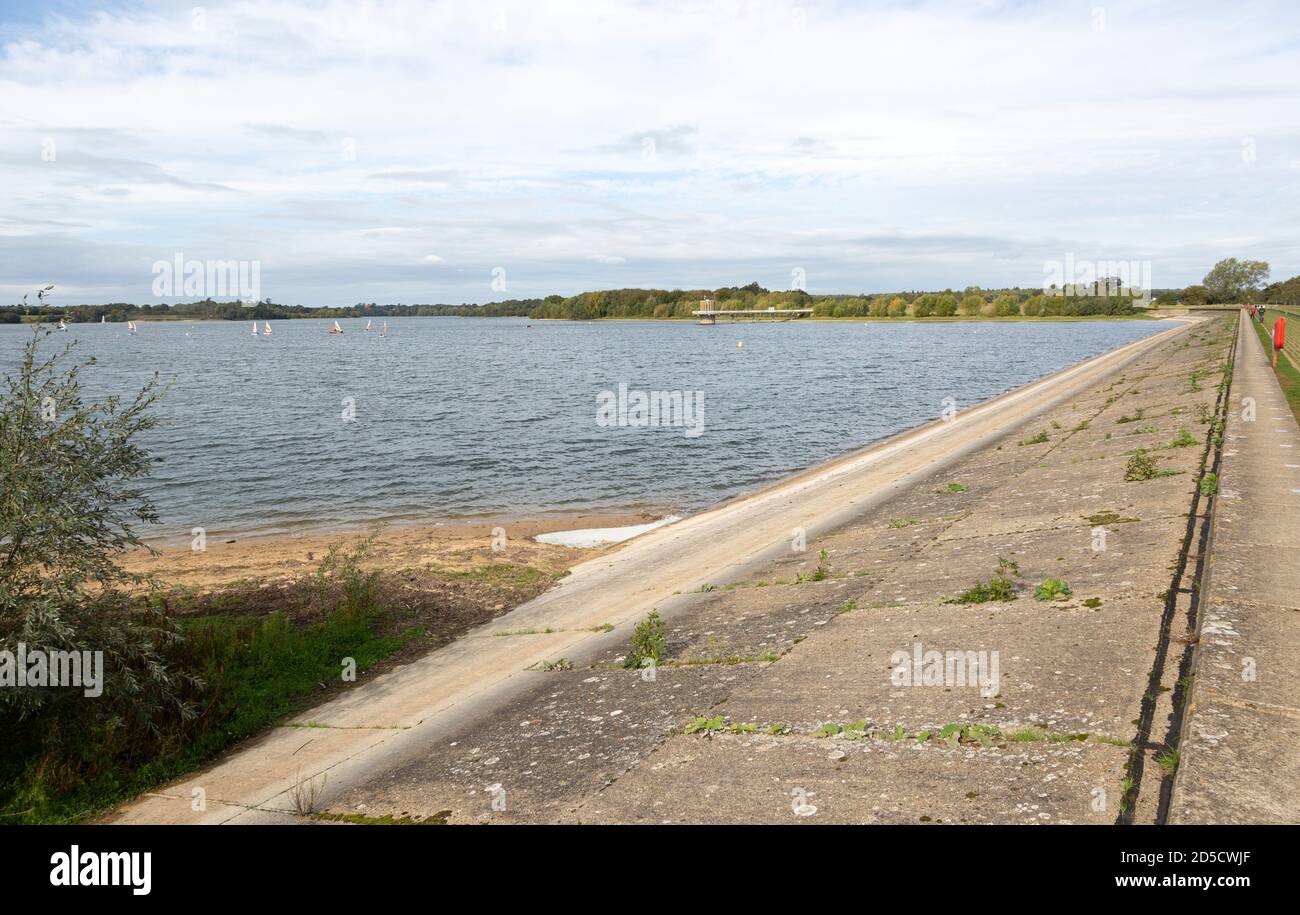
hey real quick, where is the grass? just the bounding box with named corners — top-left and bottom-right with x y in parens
top-left (1250, 315), bottom-right (1300, 423)
top-left (1018, 430), bottom-right (1049, 446)
top-left (0, 602), bottom-right (415, 824)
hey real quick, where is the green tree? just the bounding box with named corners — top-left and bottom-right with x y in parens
top-left (1180, 284), bottom-right (1209, 308)
top-left (1, 326), bottom-right (192, 752)
top-left (1202, 258), bottom-right (1269, 304)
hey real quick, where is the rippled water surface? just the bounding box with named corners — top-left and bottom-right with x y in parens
top-left (0, 317), bottom-right (1168, 539)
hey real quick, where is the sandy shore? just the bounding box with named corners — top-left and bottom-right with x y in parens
top-left (122, 513), bottom-right (662, 592)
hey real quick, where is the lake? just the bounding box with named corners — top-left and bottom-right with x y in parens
top-left (0, 317), bottom-right (1168, 541)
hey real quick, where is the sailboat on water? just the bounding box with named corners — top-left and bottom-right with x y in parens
top-left (263, 322), bottom-right (273, 336)
top-left (380, 321), bottom-right (387, 337)
top-left (329, 320), bottom-right (344, 335)
top-left (251, 321), bottom-right (259, 336)
top-left (57, 318), bottom-right (68, 331)
top-left (100, 315), bottom-right (106, 325)
top-left (127, 320), bottom-right (138, 335)
top-left (365, 319), bottom-right (372, 332)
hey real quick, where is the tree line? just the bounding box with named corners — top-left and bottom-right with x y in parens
top-left (4, 257), bottom-right (1292, 324)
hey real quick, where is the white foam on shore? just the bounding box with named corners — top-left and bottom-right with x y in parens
top-left (534, 515), bottom-right (681, 548)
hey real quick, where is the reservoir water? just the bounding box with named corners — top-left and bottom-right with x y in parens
top-left (0, 317), bottom-right (1168, 540)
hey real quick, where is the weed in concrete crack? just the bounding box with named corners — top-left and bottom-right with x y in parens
top-left (946, 557), bottom-right (1019, 604)
top-left (1033, 578), bottom-right (1073, 601)
top-left (1168, 427), bottom-right (1197, 448)
top-left (623, 610), bottom-right (666, 670)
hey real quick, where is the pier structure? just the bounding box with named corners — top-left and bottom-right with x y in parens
top-left (693, 298), bottom-right (814, 324)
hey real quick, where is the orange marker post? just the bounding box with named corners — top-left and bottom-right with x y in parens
top-left (1274, 315), bottom-right (1286, 369)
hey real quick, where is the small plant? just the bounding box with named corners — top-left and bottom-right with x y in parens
top-left (835, 599), bottom-right (858, 614)
top-left (1116, 409), bottom-right (1145, 424)
top-left (684, 715), bottom-right (725, 734)
top-left (813, 549), bottom-right (830, 581)
top-left (1119, 776), bottom-right (1137, 813)
top-left (1033, 578), bottom-right (1073, 601)
top-left (888, 518), bottom-right (922, 528)
top-left (1019, 430), bottom-right (1049, 446)
top-left (1168, 427), bottom-right (1197, 448)
top-left (623, 609), bottom-right (667, 670)
top-left (1156, 747), bottom-right (1180, 775)
top-left (946, 557), bottom-right (1019, 604)
top-left (537, 657), bottom-right (573, 671)
top-left (1124, 450), bottom-right (1158, 481)
top-left (290, 769), bottom-right (328, 816)
top-left (1006, 727), bottom-right (1047, 742)
top-left (943, 482), bottom-right (966, 493)
top-left (1199, 473), bottom-right (1219, 496)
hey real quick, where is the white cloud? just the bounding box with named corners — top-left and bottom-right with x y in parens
top-left (1, 0), bottom-right (1298, 305)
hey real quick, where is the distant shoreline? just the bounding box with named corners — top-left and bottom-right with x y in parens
top-left (10, 312), bottom-right (1165, 325)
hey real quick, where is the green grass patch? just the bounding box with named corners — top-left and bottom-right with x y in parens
top-left (1250, 316), bottom-right (1300, 423)
top-left (0, 606), bottom-right (414, 824)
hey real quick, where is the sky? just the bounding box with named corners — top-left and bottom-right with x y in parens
top-left (1, 0), bottom-right (1298, 307)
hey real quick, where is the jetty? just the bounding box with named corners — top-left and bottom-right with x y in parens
top-left (693, 298), bottom-right (813, 324)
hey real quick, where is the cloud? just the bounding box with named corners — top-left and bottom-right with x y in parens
top-left (0, 0), bottom-right (1297, 305)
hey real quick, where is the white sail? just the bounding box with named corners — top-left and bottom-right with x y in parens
top-left (365, 319), bottom-right (372, 331)
top-left (251, 321), bottom-right (259, 335)
top-left (264, 322), bottom-right (273, 335)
